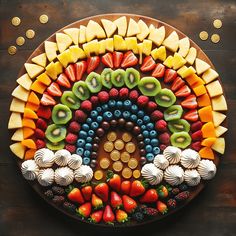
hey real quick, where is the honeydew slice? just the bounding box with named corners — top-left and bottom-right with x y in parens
top-left (32, 53), bottom-right (47, 68)
top-left (212, 137), bottom-right (225, 154)
top-left (11, 128), bottom-right (24, 141)
top-left (178, 37), bottom-right (190, 57)
top-left (162, 31), bottom-right (179, 52)
top-left (114, 35), bottom-right (127, 51)
top-left (83, 40), bottom-right (99, 57)
top-left (16, 73), bottom-right (32, 90)
top-left (202, 68), bottom-right (219, 84)
top-left (195, 58), bottom-right (211, 75)
top-left (125, 37), bottom-right (138, 54)
top-left (178, 66), bottom-right (196, 78)
top-left (212, 111), bottom-right (226, 127)
top-left (211, 95), bottom-right (227, 111)
top-left (63, 28), bottom-right (79, 45)
top-left (215, 126), bottom-right (228, 137)
top-left (56, 32), bottom-right (73, 53)
top-left (8, 112), bottom-right (22, 129)
top-left (185, 47), bottom-right (197, 65)
top-left (105, 38), bottom-right (114, 52)
top-left (57, 49), bottom-right (74, 68)
top-left (79, 25), bottom-right (87, 44)
top-left (149, 24), bottom-right (155, 32)
top-left (44, 41), bottom-right (58, 62)
top-left (10, 98), bottom-right (25, 113)
top-left (151, 46), bottom-right (166, 61)
top-left (86, 20), bottom-right (106, 42)
top-left (206, 80), bottom-right (223, 97)
top-left (10, 142), bottom-right (26, 159)
top-left (148, 26), bottom-right (165, 46)
top-left (127, 18), bottom-right (140, 37)
top-left (163, 55), bottom-right (174, 68)
top-left (101, 19), bottom-right (117, 38)
top-left (69, 45), bottom-right (86, 63)
top-left (142, 39), bottom-right (152, 56)
top-left (24, 63), bottom-right (44, 79)
top-left (172, 52), bottom-right (187, 70)
top-left (12, 85), bottom-right (29, 102)
top-left (137, 19), bottom-right (149, 41)
top-left (114, 16), bottom-right (127, 37)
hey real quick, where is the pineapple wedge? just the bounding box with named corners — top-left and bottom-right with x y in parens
top-left (45, 62), bottom-right (59, 80)
top-left (185, 47), bottom-right (197, 65)
top-left (127, 18), bottom-right (140, 37)
top-left (69, 45), bottom-right (86, 63)
top-left (125, 37), bottom-right (138, 54)
top-left (142, 40), bottom-right (152, 56)
top-left (16, 73), bottom-right (32, 90)
top-left (79, 25), bottom-right (87, 44)
top-left (212, 137), bottom-right (225, 154)
top-left (162, 31), bottom-right (179, 52)
top-left (10, 98), bottom-right (25, 113)
top-left (56, 33), bottom-right (73, 53)
top-left (178, 37), bottom-right (190, 57)
top-left (202, 68), bottom-right (219, 84)
top-left (172, 52), bottom-right (186, 70)
top-left (138, 43), bottom-right (143, 64)
top-left (215, 126), bottom-right (228, 137)
top-left (24, 63), bottom-right (44, 79)
top-left (206, 80), bottom-right (223, 98)
top-left (54, 62), bottom-right (63, 75)
top-left (105, 38), bottom-right (114, 52)
top-left (98, 40), bottom-right (106, 54)
top-left (86, 20), bottom-right (106, 42)
top-left (148, 26), bottom-right (165, 46)
top-left (8, 112), bottom-right (22, 129)
top-left (10, 142), bottom-right (26, 159)
top-left (195, 58), bottom-right (211, 75)
top-left (114, 16), bottom-right (127, 37)
top-left (211, 95), bottom-right (227, 111)
top-left (64, 28), bottom-right (79, 45)
top-left (178, 66), bottom-right (196, 78)
top-left (83, 40), bottom-right (99, 57)
top-left (11, 128), bottom-right (24, 141)
top-left (137, 19), bottom-right (149, 41)
top-left (101, 19), bottom-right (117, 38)
top-left (44, 41), bottom-right (58, 61)
top-left (212, 111), bottom-right (226, 127)
top-left (12, 85), bottom-right (29, 102)
top-left (163, 55), bottom-right (174, 68)
top-left (151, 46), bottom-right (167, 61)
top-left (32, 53), bottom-right (47, 67)
top-left (114, 35), bottom-right (127, 51)
top-left (57, 49), bottom-right (74, 68)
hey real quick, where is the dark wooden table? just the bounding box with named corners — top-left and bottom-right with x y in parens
top-left (0, 0), bottom-right (236, 235)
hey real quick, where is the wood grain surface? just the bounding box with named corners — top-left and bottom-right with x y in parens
top-left (0, 0), bottom-right (236, 236)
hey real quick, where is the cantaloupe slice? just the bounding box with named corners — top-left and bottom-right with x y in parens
top-left (215, 126), bottom-right (228, 137)
top-left (11, 128), bottom-right (24, 141)
top-left (151, 46), bottom-right (166, 61)
top-left (185, 74), bottom-right (205, 87)
top-left (23, 127), bottom-right (34, 139)
top-left (185, 47), bottom-right (197, 65)
top-left (24, 63), bottom-right (44, 79)
top-left (199, 146), bottom-right (215, 160)
top-left (114, 16), bottom-right (127, 37)
top-left (10, 142), bottom-right (26, 159)
top-left (37, 73), bottom-right (51, 86)
top-left (198, 106), bottom-right (213, 122)
top-left (162, 31), bottom-right (179, 52)
top-left (211, 95), bottom-right (228, 111)
top-left (206, 80), bottom-right (223, 98)
top-left (178, 37), bottom-right (190, 57)
top-left (32, 53), bottom-right (47, 67)
top-left (56, 32), bottom-right (73, 53)
top-left (137, 19), bottom-right (149, 41)
top-left (148, 26), bottom-right (165, 46)
top-left (197, 93), bottom-right (211, 107)
top-left (21, 139), bottom-right (36, 149)
top-left (63, 28), bottom-right (80, 45)
top-left (201, 138), bottom-right (216, 147)
top-left (16, 73), bottom-right (32, 90)
top-left (23, 108), bottom-right (38, 119)
top-left (212, 137), bottom-right (225, 154)
top-left (25, 102), bottom-right (39, 111)
top-left (28, 92), bottom-right (40, 105)
top-left (24, 149), bottom-right (36, 160)
top-left (10, 98), bottom-right (25, 113)
top-left (163, 55), bottom-right (174, 68)
top-left (101, 19), bottom-right (117, 38)
top-left (193, 84), bottom-right (207, 97)
top-left (30, 80), bottom-right (47, 94)
top-left (22, 118), bottom-right (36, 129)
top-left (8, 112), bottom-right (22, 129)
top-left (195, 58), bottom-right (211, 75)
top-left (201, 122), bottom-right (216, 138)
top-left (212, 111), bottom-right (226, 127)
top-left (45, 41), bottom-right (58, 61)
top-left (11, 85), bottom-right (29, 102)
top-left (202, 68), bottom-right (219, 84)
top-left (79, 25), bottom-right (87, 44)
top-left (114, 35), bottom-right (127, 51)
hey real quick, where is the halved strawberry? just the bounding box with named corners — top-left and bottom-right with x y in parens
top-left (164, 68), bottom-right (177, 83)
top-left (141, 56), bottom-right (156, 72)
top-left (40, 93), bottom-right (56, 106)
top-left (113, 51), bottom-right (123, 68)
top-left (171, 76), bottom-right (185, 91)
top-left (102, 53), bottom-right (113, 68)
top-left (121, 51), bottom-right (138, 68)
top-left (151, 63), bottom-right (165, 78)
top-left (181, 95), bottom-right (198, 109)
top-left (175, 85), bottom-right (191, 97)
top-left (47, 82), bottom-right (62, 97)
top-left (65, 64), bottom-right (76, 82)
top-left (87, 56), bottom-right (100, 74)
top-left (75, 61), bottom-right (87, 81)
top-left (184, 109), bottom-right (199, 122)
top-left (57, 73), bottom-right (71, 88)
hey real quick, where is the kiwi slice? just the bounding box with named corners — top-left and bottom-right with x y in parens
top-left (111, 69), bottom-right (125, 87)
top-left (72, 81), bottom-right (90, 100)
top-left (138, 77), bottom-right (161, 96)
top-left (85, 72), bottom-right (102, 93)
top-left (170, 131), bottom-right (191, 149)
top-left (101, 68), bottom-right (113, 89)
top-left (155, 88), bottom-right (176, 107)
top-left (46, 140), bottom-right (65, 151)
top-left (61, 91), bottom-right (80, 110)
top-left (52, 104), bottom-right (72, 125)
top-left (45, 124), bottom-right (66, 143)
top-left (164, 105), bottom-right (183, 121)
top-left (168, 119), bottom-right (190, 133)
top-left (124, 68), bottom-right (140, 89)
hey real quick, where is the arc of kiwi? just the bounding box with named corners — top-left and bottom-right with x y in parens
top-left (111, 69), bottom-right (125, 87)
top-left (170, 131), bottom-right (191, 149)
top-left (52, 104), bottom-right (72, 125)
top-left (101, 68), bottom-right (113, 89)
top-left (164, 105), bottom-right (183, 121)
top-left (61, 91), bottom-right (80, 110)
top-left (124, 68), bottom-right (140, 89)
top-left (138, 77), bottom-right (161, 96)
top-left (155, 88), bottom-right (176, 107)
top-left (168, 119), bottom-right (190, 133)
top-left (72, 81), bottom-right (90, 100)
top-left (45, 124), bottom-right (67, 143)
top-left (85, 72), bottom-right (103, 93)
top-left (46, 140), bottom-right (65, 151)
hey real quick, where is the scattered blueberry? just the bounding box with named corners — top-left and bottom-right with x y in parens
top-left (90, 110), bottom-right (98, 119)
top-left (79, 131), bottom-right (87, 139)
top-left (153, 147), bottom-right (160, 155)
top-left (143, 130), bottom-right (149, 138)
top-left (151, 138), bottom-right (159, 146)
top-left (145, 145), bottom-right (153, 152)
top-left (123, 111), bottom-right (131, 119)
top-left (76, 148), bottom-right (84, 156)
top-left (114, 110), bottom-right (122, 118)
top-left (149, 130), bottom-right (157, 138)
top-left (83, 157), bottom-right (90, 165)
top-left (77, 139), bottom-right (85, 147)
top-left (96, 115), bottom-right (103, 123)
top-left (146, 123), bottom-right (154, 131)
top-left (146, 153), bottom-right (154, 161)
top-left (81, 124), bottom-right (90, 131)
top-left (130, 114), bottom-right (137, 122)
top-left (131, 104), bottom-right (138, 113)
top-left (91, 122), bottom-right (99, 130)
top-left (103, 111), bottom-right (113, 121)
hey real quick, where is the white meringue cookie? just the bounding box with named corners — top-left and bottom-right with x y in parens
top-left (153, 154), bottom-right (169, 170)
top-left (55, 167), bottom-right (74, 186)
top-left (181, 149), bottom-right (200, 169)
top-left (141, 163), bottom-right (163, 185)
top-left (37, 168), bottom-right (54, 186)
top-left (163, 146), bottom-right (181, 164)
top-left (54, 149), bottom-right (71, 166)
top-left (184, 169), bottom-right (201, 186)
top-left (68, 154), bottom-right (83, 170)
top-left (164, 165), bottom-right (184, 186)
top-left (74, 165), bottom-right (93, 183)
top-left (198, 160), bottom-right (216, 180)
top-left (21, 160), bottom-right (39, 181)
top-left (34, 148), bottom-right (55, 168)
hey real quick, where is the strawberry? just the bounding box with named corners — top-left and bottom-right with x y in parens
top-left (37, 106), bottom-right (51, 119)
top-left (140, 189), bottom-right (158, 203)
top-left (87, 56), bottom-right (100, 74)
top-left (102, 53), bottom-right (113, 68)
top-left (121, 181), bottom-right (131, 195)
top-left (75, 61), bottom-right (87, 81)
top-left (184, 109), bottom-right (199, 122)
top-left (191, 141), bottom-right (202, 151)
top-left (110, 191), bottom-right (122, 209)
top-left (67, 186), bottom-right (85, 204)
top-left (181, 95), bottom-right (198, 109)
top-left (130, 180), bottom-right (147, 197)
top-left (36, 139), bottom-right (46, 149)
top-left (121, 51), bottom-right (138, 68)
top-left (91, 194), bottom-right (103, 209)
top-left (94, 183), bottom-right (109, 202)
top-left (157, 201), bottom-right (168, 214)
top-left (57, 73), bottom-right (71, 88)
top-left (122, 195), bottom-right (137, 213)
top-left (65, 64), bottom-right (76, 82)
top-left (191, 121), bottom-right (203, 132)
top-left (171, 76), bottom-right (185, 91)
top-left (40, 93), bottom-right (56, 106)
top-left (152, 63), bottom-right (165, 78)
top-left (141, 56), bottom-right (156, 72)
top-left (47, 82), bottom-right (62, 97)
top-left (164, 68), bottom-right (177, 83)
top-left (116, 209), bottom-right (128, 223)
top-left (107, 170), bottom-right (121, 192)
top-left (113, 51), bottom-right (123, 68)
top-left (89, 210), bottom-right (103, 223)
top-left (36, 118), bottom-right (47, 130)
top-left (191, 130), bottom-right (203, 141)
top-left (103, 205), bottom-right (115, 224)
top-left (77, 202), bottom-right (91, 218)
top-left (81, 185), bottom-right (92, 201)
top-left (175, 85), bottom-right (191, 97)
top-left (157, 185), bottom-right (170, 199)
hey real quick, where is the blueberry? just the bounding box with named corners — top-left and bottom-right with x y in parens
top-left (91, 122), bottom-right (99, 130)
top-left (137, 119), bottom-right (143, 126)
top-left (137, 110), bottom-right (145, 118)
top-left (86, 117), bottom-right (93, 125)
top-left (153, 147), bottom-right (160, 155)
top-left (144, 138), bottom-right (151, 145)
top-left (108, 100), bottom-right (116, 108)
top-left (84, 150), bottom-right (91, 157)
top-left (86, 137), bottom-right (92, 143)
top-left (79, 131), bottom-right (87, 139)
top-left (123, 111), bottom-right (131, 119)
top-left (143, 130), bottom-right (149, 138)
top-left (76, 148), bottom-right (84, 156)
top-left (88, 130), bottom-right (95, 137)
top-left (77, 139), bottom-right (85, 147)
top-left (130, 114), bottom-right (137, 122)
top-left (96, 107), bottom-right (102, 113)
top-left (90, 110), bottom-right (98, 119)
top-left (146, 153), bottom-right (154, 162)
top-left (83, 157), bottom-right (90, 165)
top-left (149, 130), bottom-right (157, 138)
top-left (82, 124), bottom-right (90, 131)
top-left (96, 116), bottom-right (103, 123)
top-left (145, 144), bottom-right (153, 152)
top-left (103, 111), bottom-right (113, 121)
top-left (85, 143), bottom-right (92, 150)
top-left (143, 115), bottom-right (150, 124)
top-left (146, 123), bottom-right (154, 131)
top-left (124, 100), bottom-right (132, 109)
top-left (131, 104), bottom-right (138, 113)
top-left (150, 138), bottom-right (159, 146)
top-left (141, 125), bottom-right (146, 131)
top-left (114, 110), bottom-right (122, 118)
top-left (102, 104), bottom-right (109, 111)
top-left (116, 101), bottom-right (123, 109)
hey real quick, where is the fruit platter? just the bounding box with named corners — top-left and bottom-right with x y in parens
top-left (8, 13), bottom-right (228, 226)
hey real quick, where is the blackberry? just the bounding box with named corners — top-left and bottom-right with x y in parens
top-left (44, 190), bottom-right (53, 199)
top-left (132, 211), bottom-right (144, 222)
top-left (63, 201), bottom-right (76, 212)
top-left (175, 191), bottom-right (190, 202)
top-left (143, 207), bottom-right (158, 216)
top-left (171, 188), bottom-right (180, 196)
top-left (52, 195), bottom-right (65, 205)
top-left (167, 199), bottom-right (177, 209)
top-left (179, 183), bottom-right (188, 191)
top-left (52, 186), bottom-right (65, 195)
top-left (137, 204), bottom-right (148, 213)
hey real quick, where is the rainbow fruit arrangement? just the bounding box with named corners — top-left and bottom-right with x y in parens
top-left (8, 15), bottom-right (227, 225)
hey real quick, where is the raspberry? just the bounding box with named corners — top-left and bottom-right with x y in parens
top-left (80, 100), bottom-right (92, 112)
top-left (36, 118), bottom-right (47, 130)
top-left (129, 90), bottom-right (139, 101)
top-left (150, 110), bottom-right (164, 121)
top-left (65, 144), bottom-right (76, 153)
top-left (160, 144), bottom-right (167, 151)
top-left (191, 141), bottom-right (202, 151)
top-left (119, 87), bottom-right (129, 99)
top-left (191, 121), bottom-right (203, 132)
top-left (191, 130), bottom-right (203, 141)
top-left (90, 95), bottom-right (99, 106)
top-left (146, 101), bottom-right (158, 112)
top-left (167, 199), bottom-right (177, 209)
top-left (36, 139), bottom-right (46, 149)
top-left (143, 207), bottom-right (158, 216)
top-left (155, 120), bottom-right (167, 132)
top-left (175, 191), bottom-right (190, 202)
top-left (159, 132), bottom-right (170, 144)
top-left (35, 128), bottom-right (45, 139)
top-left (65, 133), bottom-right (78, 144)
top-left (37, 106), bottom-right (51, 120)
top-left (98, 91), bottom-right (109, 103)
top-left (74, 110), bottom-right (87, 122)
top-left (68, 121), bottom-right (80, 133)
top-left (109, 88), bottom-right (119, 98)
top-left (137, 95), bottom-right (149, 107)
